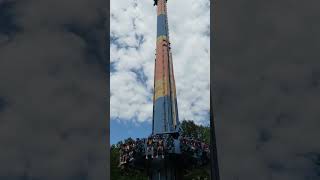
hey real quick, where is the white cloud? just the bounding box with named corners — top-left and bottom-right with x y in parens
top-left (110, 0), bottom-right (210, 125)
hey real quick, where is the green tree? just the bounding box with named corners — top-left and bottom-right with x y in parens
top-left (180, 120), bottom-right (211, 179)
top-left (180, 120), bottom-right (210, 144)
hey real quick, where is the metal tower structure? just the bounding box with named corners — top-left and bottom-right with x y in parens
top-left (148, 1), bottom-right (183, 178)
top-left (117, 1), bottom-right (214, 180)
top-left (152, 0), bottom-right (179, 135)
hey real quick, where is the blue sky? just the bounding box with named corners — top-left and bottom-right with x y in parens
top-left (110, 120), bottom-right (151, 145)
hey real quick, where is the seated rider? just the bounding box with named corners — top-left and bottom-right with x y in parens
top-left (119, 144), bottom-right (124, 164)
top-left (167, 135), bottom-right (174, 151)
top-left (156, 137), bottom-right (164, 158)
top-left (152, 136), bottom-right (158, 158)
top-left (122, 144), bottom-right (128, 163)
top-left (129, 150), bottom-right (134, 162)
top-left (146, 137), bottom-right (153, 159)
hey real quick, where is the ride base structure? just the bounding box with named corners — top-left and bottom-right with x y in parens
top-left (117, 0), bottom-right (211, 179)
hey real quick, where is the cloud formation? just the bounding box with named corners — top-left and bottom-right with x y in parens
top-left (110, 0), bottom-right (210, 125)
top-left (0, 0), bottom-right (107, 179)
top-left (213, 0), bottom-right (320, 179)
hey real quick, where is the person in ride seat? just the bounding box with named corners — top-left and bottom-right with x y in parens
top-left (167, 135), bottom-right (174, 152)
top-left (125, 143), bottom-right (130, 161)
top-left (135, 138), bottom-right (141, 153)
top-left (146, 137), bottom-right (153, 159)
top-left (156, 136), bottom-right (164, 159)
top-left (139, 139), bottom-right (144, 153)
top-left (152, 136), bottom-right (158, 158)
top-left (129, 150), bottom-right (134, 162)
top-left (119, 144), bottom-right (124, 164)
top-left (122, 144), bottom-right (128, 163)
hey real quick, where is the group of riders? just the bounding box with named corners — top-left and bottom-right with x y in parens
top-left (180, 136), bottom-right (210, 160)
top-left (118, 140), bottom-right (136, 164)
top-left (119, 133), bottom-right (210, 165)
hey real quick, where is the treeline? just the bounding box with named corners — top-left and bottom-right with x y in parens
top-left (110, 120), bottom-right (211, 180)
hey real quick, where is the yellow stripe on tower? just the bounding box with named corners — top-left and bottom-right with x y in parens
top-left (154, 78), bottom-right (169, 100)
top-left (157, 35), bottom-right (168, 42)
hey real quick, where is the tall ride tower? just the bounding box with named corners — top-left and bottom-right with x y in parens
top-left (149, 1), bottom-right (182, 179)
top-left (153, 0), bottom-right (179, 135)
